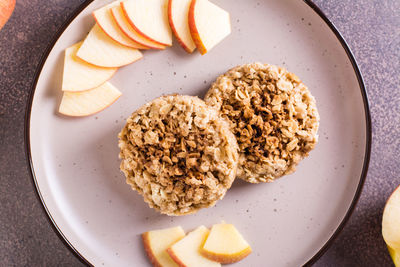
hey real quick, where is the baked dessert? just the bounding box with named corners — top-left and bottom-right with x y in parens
top-left (204, 63), bottom-right (319, 183)
top-left (118, 95), bottom-right (238, 216)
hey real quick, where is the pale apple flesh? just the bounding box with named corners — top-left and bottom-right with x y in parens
top-left (93, 0), bottom-right (147, 49)
top-left (77, 24), bottom-right (143, 68)
top-left (110, 5), bottom-right (165, 50)
top-left (142, 226), bottom-right (185, 267)
top-left (121, 0), bottom-right (172, 46)
top-left (168, 0), bottom-right (196, 53)
top-left (201, 222), bottom-right (251, 264)
top-left (167, 226), bottom-right (221, 267)
top-left (189, 0), bottom-right (231, 55)
top-left (382, 185), bottom-right (400, 266)
top-left (62, 42), bottom-right (117, 92)
top-left (58, 82), bottom-right (122, 117)
top-left (0, 0), bottom-right (15, 30)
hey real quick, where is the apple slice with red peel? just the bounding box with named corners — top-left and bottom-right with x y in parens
top-left (0, 0), bottom-right (15, 30)
top-left (110, 5), bottom-right (165, 50)
top-left (188, 0), bottom-right (231, 55)
top-left (201, 222), bottom-right (252, 264)
top-left (77, 24), bottom-right (143, 68)
top-left (93, 0), bottom-right (147, 49)
top-left (121, 0), bottom-right (172, 46)
top-left (62, 42), bottom-right (117, 92)
top-left (59, 82), bottom-right (122, 117)
top-left (168, 0), bottom-right (196, 53)
top-left (382, 185), bottom-right (400, 266)
top-left (142, 226), bottom-right (185, 267)
top-left (167, 226), bottom-right (221, 267)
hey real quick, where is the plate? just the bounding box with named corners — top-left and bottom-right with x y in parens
top-left (26, 0), bottom-right (371, 266)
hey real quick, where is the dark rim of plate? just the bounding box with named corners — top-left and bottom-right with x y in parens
top-left (24, 0), bottom-right (371, 266)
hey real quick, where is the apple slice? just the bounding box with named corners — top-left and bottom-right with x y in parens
top-left (167, 226), bottom-right (221, 267)
top-left (121, 0), bottom-right (172, 46)
top-left (77, 24), bottom-right (143, 68)
top-left (59, 82), bottom-right (121, 117)
top-left (93, 0), bottom-right (148, 49)
top-left (201, 222), bottom-right (252, 264)
top-left (188, 0), bottom-right (231, 55)
top-left (62, 42), bottom-right (117, 92)
top-left (0, 0), bottom-right (15, 30)
top-left (142, 226), bottom-right (185, 267)
top-left (168, 0), bottom-right (196, 53)
top-left (110, 5), bottom-right (165, 50)
top-left (382, 185), bottom-right (400, 266)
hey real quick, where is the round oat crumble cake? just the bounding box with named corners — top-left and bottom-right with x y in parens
top-left (204, 63), bottom-right (320, 183)
top-left (118, 95), bottom-right (239, 216)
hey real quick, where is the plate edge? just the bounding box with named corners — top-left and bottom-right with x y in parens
top-left (24, 1), bottom-right (95, 266)
top-left (23, 1), bottom-right (372, 266)
top-left (302, 0), bottom-right (371, 266)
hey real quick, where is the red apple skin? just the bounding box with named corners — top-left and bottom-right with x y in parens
top-left (92, 12), bottom-right (148, 50)
top-left (109, 8), bottom-right (162, 50)
top-left (166, 247), bottom-right (188, 267)
top-left (110, 8), bottom-right (163, 50)
top-left (168, 0), bottom-right (192, 53)
top-left (142, 233), bottom-right (164, 267)
top-left (188, 0), bottom-right (207, 55)
top-left (0, 0), bottom-right (16, 30)
top-left (121, 1), bottom-right (171, 47)
top-left (200, 246), bottom-right (252, 264)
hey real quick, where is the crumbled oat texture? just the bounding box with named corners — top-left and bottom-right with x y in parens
top-left (118, 95), bottom-right (239, 216)
top-left (205, 63), bottom-right (320, 183)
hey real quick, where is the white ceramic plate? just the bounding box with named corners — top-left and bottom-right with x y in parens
top-left (26, 0), bottom-right (370, 266)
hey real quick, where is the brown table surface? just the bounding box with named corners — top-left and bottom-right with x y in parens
top-left (0, 0), bottom-right (399, 266)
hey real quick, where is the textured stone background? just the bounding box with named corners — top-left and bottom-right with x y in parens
top-left (0, 0), bottom-right (399, 266)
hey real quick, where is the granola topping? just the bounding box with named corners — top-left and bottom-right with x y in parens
top-left (118, 95), bottom-right (238, 215)
top-left (205, 63), bottom-right (320, 183)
